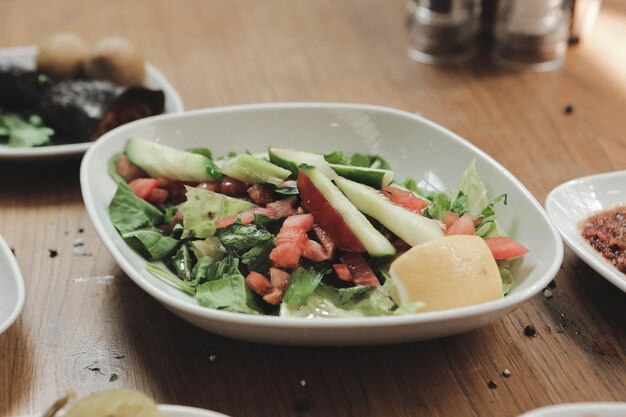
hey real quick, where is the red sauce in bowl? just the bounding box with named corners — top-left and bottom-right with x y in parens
top-left (581, 206), bottom-right (626, 274)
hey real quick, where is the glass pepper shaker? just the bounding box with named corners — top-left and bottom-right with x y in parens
top-left (492, 0), bottom-right (572, 71)
top-left (407, 0), bottom-right (482, 64)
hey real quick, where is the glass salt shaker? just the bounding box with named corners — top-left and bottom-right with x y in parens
top-left (492, 0), bottom-right (572, 71)
top-left (407, 0), bottom-right (482, 64)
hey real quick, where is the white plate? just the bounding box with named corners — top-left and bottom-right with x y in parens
top-left (80, 103), bottom-right (563, 345)
top-left (518, 402), bottom-right (626, 417)
top-left (0, 234), bottom-right (25, 334)
top-left (21, 404), bottom-right (230, 417)
top-left (0, 45), bottom-right (184, 159)
top-left (545, 170), bottom-right (626, 293)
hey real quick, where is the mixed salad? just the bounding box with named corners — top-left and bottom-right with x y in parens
top-left (107, 138), bottom-right (528, 318)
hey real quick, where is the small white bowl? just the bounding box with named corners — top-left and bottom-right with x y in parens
top-left (81, 103), bottom-right (563, 345)
top-left (546, 170), bottom-right (626, 293)
top-left (0, 235), bottom-right (25, 334)
top-left (0, 45), bottom-right (184, 159)
top-left (518, 402), bottom-right (626, 417)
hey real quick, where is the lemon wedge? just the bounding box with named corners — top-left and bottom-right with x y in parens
top-left (389, 235), bottom-right (503, 312)
top-left (63, 389), bottom-right (166, 417)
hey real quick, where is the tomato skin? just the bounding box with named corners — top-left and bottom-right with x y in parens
top-left (269, 268), bottom-right (291, 291)
top-left (446, 214), bottom-right (475, 236)
top-left (245, 271), bottom-right (273, 296)
top-left (443, 211), bottom-right (460, 230)
top-left (484, 236), bottom-right (529, 260)
top-left (333, 264), bottom-right (352, 281)
top-left (146, 187), bottom-right (168, 204)
top-left (129, 178), bottom-right (160, 199)
top-left (340, 253), bottom-right (380, 286)
top-left (297, 171), bottom-right (365, 253)
top-left (382, 186), bottom-right (429, 213)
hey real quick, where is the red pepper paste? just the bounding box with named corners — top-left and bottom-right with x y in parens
top-left (581, 206), bottom-right (626, 274)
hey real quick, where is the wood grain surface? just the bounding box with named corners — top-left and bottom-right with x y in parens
top-left (1, 1), bottom-right (625, 416)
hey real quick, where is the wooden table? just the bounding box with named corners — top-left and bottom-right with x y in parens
top-left (1, 1), bottom-right (625, 416)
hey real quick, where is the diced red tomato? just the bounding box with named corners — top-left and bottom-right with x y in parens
top-left (116, 153), bottom-right (146, 182)
top-left (220, 177), bottom-right (249, 197)
top-left (333, 264), bottom-right (352, 281)
top-left (446, 214), bottom-right (475, 236)
top-left (256, 196), bottom-right (297, 218)
top-left (484, 236), bottom-right (529, 260)
top-left (303, 239), bottom-right (331, 262)
top-left (443, 211), bottom-right (460, 230)
top-left (262, 288), bottom-right (283, 305)
top-left (340, 253), bottom-right (380, 286)
top-left (312, 225), bottom-right (336, 259)
top-left (269, 214), bottom-right (314, 269)
top-left (245, 271), bottom-right (273, 297)
top-left (247, 184), bottom-right (275, 206)
top-left (269, 267), bottom-right (291, 291)
top-left (129, 178), bottom-right (160, 199)
top-left (382, 186), bottom-right (429, 213)
top-left (297, 171), bottom-right (365, 253)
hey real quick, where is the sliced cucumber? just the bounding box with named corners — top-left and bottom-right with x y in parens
top-left (221, 154), bottom-right (291, 185)
top-left (124, 138), bottom-right (220, 182)
top-left (330, 164), bottom-right (394, 189)
top-left (335, 177), bottom-right (444, 246)
top-left (268, 147), bottom-right (336, 179)
top-left (301, 165), bottom-right (396, 257)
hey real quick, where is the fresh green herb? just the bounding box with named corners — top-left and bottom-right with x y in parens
top-left (283, 268), bottom-right (324, 307)
top-left (274, 186), bottom-right (299, 195)
top-left (0, 113), bottom-right (54, 148)
top-left (121, 229), bottom-right (179, 261)
top-left (324, 150), bottom-right (348, 164)
top-left (219, 222), bottom-right (274, 254)
top-left (169, 244), bottom-right (193, 281)
top-left (241, 240), bottom-right (275, 275)
top-left (108, 185), bottom-right (164, 234)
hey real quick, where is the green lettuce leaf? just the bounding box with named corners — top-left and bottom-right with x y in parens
top-left (181, 186), bottom-right (257, 238)
top-left (108, 185), bottom-right (164, 234)
top-left (282, 267), bottom-right (324, 308)
top-left (195, 275), bottom-right (262, 314)
top-left (241, 240), bottom-right (275, 275)
top-left (121, 230), bottom-right (179, 261)
top-left (219, 222), bottom-right (273, 254)
top-left (455, 160), bottom-right (489, 217)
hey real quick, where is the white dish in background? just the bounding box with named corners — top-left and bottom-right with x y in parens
top-left (80, 102), bottom-right (563, 345)
top-left (518, 402), bottom-right (626, 417)
top-left (21, 404), bottom-right (230, 417)
top-left (0, 45), bottom-right (184, 159)
top-left (545, 170), bottom-right (626, 293)
top-left (0, 235), bottom-right (25, 334)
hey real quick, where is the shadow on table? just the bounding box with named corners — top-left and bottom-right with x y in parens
top-left (0, 320), bottom-right (34, 416)
top-left (0, 156), bottom-right (83, 207)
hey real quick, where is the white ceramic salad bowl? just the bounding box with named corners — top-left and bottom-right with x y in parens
top-left (0, 45), bottom-right (184, 159)
top-left (0, 234), bottom-right (25, 334)
top-left (80, 103), bottom-right (563, 345)
top-left (21, 404), bottom-right (230, 417)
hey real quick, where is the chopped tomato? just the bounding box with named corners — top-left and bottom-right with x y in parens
top-left (333, 264), bottom-right (352, 281)
top-left (269, 214), bottom-right (315, 268)
top-left (297, 171), bottom-right (365, 253)
top-left (247, 184), bottom-right (275, 206)
top-left (443, 211), bottom-right (460, 230)
top-left (340, 253), bottom-right (380, 286)
top-left (446, 214), bottom-right (475, 235)
top-left (220, 177), bottom-right (248, 197)
top-left (312, 225), bottom-right (336, 259)
top-left (129, 178), bottom-right (159, 199)
top-left (256, 196), bottom-right (297, 218)
top-left (382, 186), bottom-right (429, 213)
top-left (245, 271), bottom-right (273, 297)
top-left (262, 288), bottom-right (283, 305)
top-left (116, 153), bottom-right (146, 182)
top-left (303, 239), bottom-right (331, 262)
top-left (484, 236), bottom-right (529, 260)
top-left (269, 268), bottom-right (291, 291)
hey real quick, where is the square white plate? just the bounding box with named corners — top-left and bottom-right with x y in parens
top-left (81, 103), bottom-right (563, 345)
top-left (0, 45), bottom-right (184, 159)
top-left (545, 170), bottom-right (626, 293)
